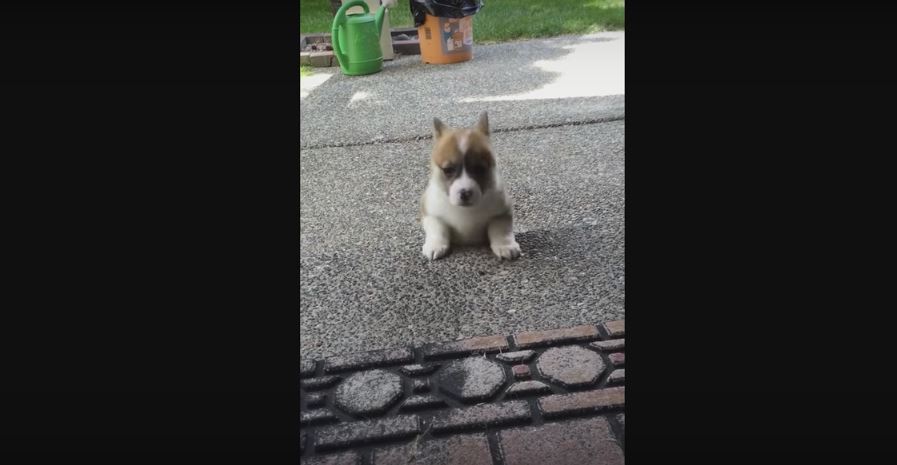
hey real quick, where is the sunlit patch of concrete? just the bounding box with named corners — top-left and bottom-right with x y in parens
top-left (301, 70), bottom-right (335, 100)
top-left (462, 31), bottom-right (624, 102)
top-left (349, 91), bottom-right (371, 105)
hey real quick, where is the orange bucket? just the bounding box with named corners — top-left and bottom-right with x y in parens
top-left (417, 14), bottom-right (473, 64)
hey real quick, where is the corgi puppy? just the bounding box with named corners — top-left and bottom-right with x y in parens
top-left (420, 112), bottom-right (521, 261)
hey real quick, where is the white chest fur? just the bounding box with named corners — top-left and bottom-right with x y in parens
top-left (424, 182), bottom-right (510, 245)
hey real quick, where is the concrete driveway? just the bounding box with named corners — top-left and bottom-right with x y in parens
top-left (301, 32), bottom-right (624, 359)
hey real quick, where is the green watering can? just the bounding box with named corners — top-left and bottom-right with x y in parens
top-left (331, 0), bottom-right (387, 76)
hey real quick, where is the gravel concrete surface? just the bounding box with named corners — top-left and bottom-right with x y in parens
top-left (301, 33), bottom-right (624, 359)
top-left (300, 32), bottom-right (624, 148)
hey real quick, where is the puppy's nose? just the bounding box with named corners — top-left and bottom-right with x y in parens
top-left (459, 189), bottom-right (473, 202)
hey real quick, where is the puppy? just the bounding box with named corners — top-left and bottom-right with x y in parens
top-left (420, 112), bottom-right (521, 261)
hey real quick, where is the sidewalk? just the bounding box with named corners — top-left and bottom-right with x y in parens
top-left (300, 32), bottom-right (624, 148)
top-left (301, 32), bottom-right (624, 361)
top-left (300, 321), bottom-right (625, 464)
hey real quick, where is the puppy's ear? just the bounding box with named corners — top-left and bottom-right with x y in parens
top-left (475, 111), bottom-right (490, 136)
top-left (433, 118), bottom-right (447, 139)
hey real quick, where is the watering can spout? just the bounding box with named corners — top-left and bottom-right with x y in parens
top-left (375, 5), bottom-right (386, 36)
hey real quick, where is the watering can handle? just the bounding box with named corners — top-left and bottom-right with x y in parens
top-left (331, 0), bottom-right (370, 67)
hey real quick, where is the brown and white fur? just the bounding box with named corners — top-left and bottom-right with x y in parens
top-left (420, 112), bottom-right (521, 261)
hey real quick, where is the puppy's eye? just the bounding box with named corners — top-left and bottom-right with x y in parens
top-left (468, 165), bottom-right (485, 175)
top-left (442, 166), bottom-right (456, 176)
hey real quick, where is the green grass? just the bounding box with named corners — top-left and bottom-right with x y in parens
top-left (301, 0), bottom-right (416, 35)
top-left (300, 65), bottom-right (313, 77)
top-left (300, 0), bottom-right (624, 43)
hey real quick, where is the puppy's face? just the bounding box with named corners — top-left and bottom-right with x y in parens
top-left (430, 112), bottom-right (495, 207)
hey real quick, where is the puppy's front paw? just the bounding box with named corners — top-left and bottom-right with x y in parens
top-left (491, 241), bottom-right (521, 260)
top-left (422, 241), bottom-right (450, 260)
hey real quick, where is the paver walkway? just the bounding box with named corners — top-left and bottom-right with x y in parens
top-left (300, 321), bottom-right (625, 464)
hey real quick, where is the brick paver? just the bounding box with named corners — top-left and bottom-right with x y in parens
top-left (399, 364), bottom-right (439, 376)
top-left (323, 347), bottom-right (414, 373)
top-left (537, 345), bottom-right (606, 388)
top-left (334, 369), bottom-right (403, 415)
top-left (540, 387), bottom-right (626, 418)
top-left (602, 320), bottom-right (625, 338)
top-left (590, 339), bottom-right (625, 351)
top-left (505, 380), bottom-right (552, 397)
top-left (514, 325), bottom-right (600, 348)
top-left (511, 364), bottom-right (531, 379)
top-left (501, 417), bottom-right (624, 465)
top-left (421, 335), bottom-right (509, 359)
top-left (314, 416), bottom-right (421, 451)
top-left (430, 400), bottom-right (531, 433)
top-left (302, 452), bottom-right (361, 465)
top-left (302, 375), bottom-right (341, 391)
top-left (301, 409), bottom-right (338, 426)
top-left (609, 352), bottom-right (625, 367)
top-left (608, 369), bottom-right (625, 385)
top-left (373, 433), bottom-right (493, 465)
top-left (401, 394), bottom-right (445, 411)
top-left (496, 350), bottom-right (536, 363)
top-left (411, 379), bottom-right (430, 393)
top-left (306, 393), bottom-right (326, 408)
top-left (301, 320), bottom-right (625, 464)
top-left (436, 356), bottom-right (507, 403)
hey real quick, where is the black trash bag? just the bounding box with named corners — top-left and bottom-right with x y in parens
top-left (410, 0), bottom-right (484, 27)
